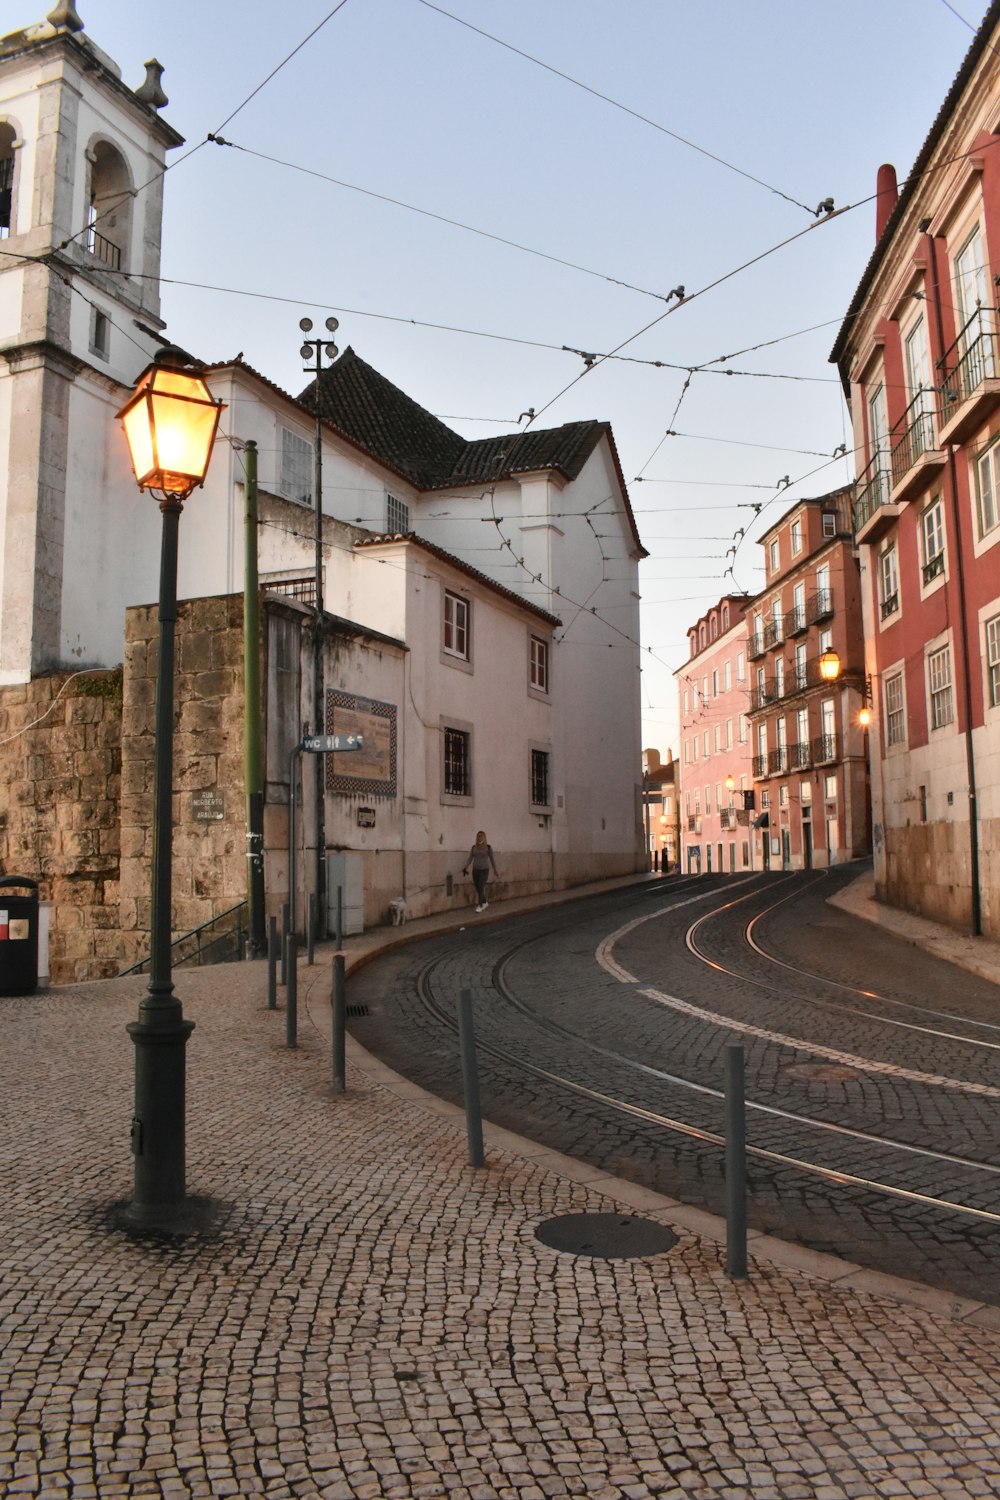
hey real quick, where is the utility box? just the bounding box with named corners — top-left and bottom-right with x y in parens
top-left (0, 876), bottom-right (40, 996)
top-left (326, 852), bottom-right (365, 937)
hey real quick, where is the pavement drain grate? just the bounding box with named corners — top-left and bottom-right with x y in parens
top-left (534, 1212), bottom-right (677, 1259)
top-left (346, 1004), bottom-right (370, 1018)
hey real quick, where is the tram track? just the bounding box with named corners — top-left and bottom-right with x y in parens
top-left (403, 874), bottom-right (1000, 1225)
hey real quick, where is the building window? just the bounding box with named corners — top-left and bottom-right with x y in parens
top-left (443, 591), bottom-right (470, 660)
top-left (530, 749), bottom-right (550, 806)
top-left (714, 724), bottom-right (722, 753)
top-left (768, 539), bottom-right (779, 573)
top-left (704, 784), bottom-right (712, 814)
top-left (443, 727), bottom-right (471, 796)
top-left (529, 635), bottom-right (549, 693)
top-left (0, 124), bottom-right (14, 238)
top-left (822, 512), bottom-right (836, 538)
top-left (779, 784), bottom-right (788, 807)
top-left (791, 519), bottom-right (803, 555)
top-left (736, 651), bottom-right (745, 683)
top-left (703, 730), bottom-right (709, 758)
top-left (921, 499), bottom-right (945, 583)
top-left (280, 428), bottom-right (313, 503)
top-left (682, 689), bottom-right (689, 714)
top-left (879, 545), bottom-right (899, 619)
top-left (712, 670), bottom-right (719, 697)
top-left (722, 604), bottom-right (730, 628)
top-left (726, 718), bottom-right (733, 750)
top-left (90, 306), bottom-right (109, 360)
top-left (987, 614), bottom-right (1000, 708)
top-left (86, 140), bottom-right (132, 271)
top-left (976, 439), bottom-right (1000, 540)
top-left (386, 494), bottom-right (409, 533)
top-left (710, 615), bottom-right (718, 640)
top-left (724, 660), bottom-right (732, 692)
top-left (885, 671), bottom-right (905, 746)
top-left (824, 774), bottom-right (837, 800)
top-left (928, 646), bottom-right (954, 729)
top-left (738, 713), bottom-right (747, 744)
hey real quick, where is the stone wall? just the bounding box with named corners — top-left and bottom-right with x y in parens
top-left (0, 670), bottom-right (122, 983)
top-left (118, 595), bottom-right (248, 970)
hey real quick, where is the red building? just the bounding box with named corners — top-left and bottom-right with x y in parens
top-left (832, 0), bottom-right (1000, 935)
top-left (675, 596), bottom-right (753, 874)
top-left (744, 489), bottom-right (870, 870)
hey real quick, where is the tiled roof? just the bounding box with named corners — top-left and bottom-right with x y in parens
top-left (301, 347), bottom-right (629, 499)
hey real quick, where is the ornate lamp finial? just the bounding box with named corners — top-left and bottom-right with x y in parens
top-left (46, 1), bottom-right (84, 31)
top-left (135, 59), bottom-right (168, 110)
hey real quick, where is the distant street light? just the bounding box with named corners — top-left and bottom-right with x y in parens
top-left (117, 344), bottom-right (224, 1228)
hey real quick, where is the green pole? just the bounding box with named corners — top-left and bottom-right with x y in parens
top-left (243, 440), bottom-right (266, 956)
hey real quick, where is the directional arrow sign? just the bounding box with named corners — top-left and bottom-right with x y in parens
top-left (301, 733), bottom-right (364, 753)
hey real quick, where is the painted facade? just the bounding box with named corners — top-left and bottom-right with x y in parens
top-left (675, 596), bottom-right (753, 875)
top-left (744, 489), bottom-right (870, 871)
top-left (831, 0), bottom-right (1000, 935)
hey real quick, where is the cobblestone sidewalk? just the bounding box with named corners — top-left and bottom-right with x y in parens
top-left (3, 895), bottom-right (1000, 1498)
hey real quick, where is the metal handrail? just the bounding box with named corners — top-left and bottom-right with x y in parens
top-left (119, 900), bottom-right (248, 976)
top-left (890, 388), bottom-right (937, 483)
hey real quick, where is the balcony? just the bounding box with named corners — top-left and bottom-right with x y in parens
top-left (806, 589), bottom-right (834, 625)
top-left (763, 616), bottom-right (785, 650)
top-left (853, 461), bottom-right (900, 544)
top-left (788, 740), bottom-right (811, 770)
top-left (719, 808), bottom-right (736, 831)
top-left (812, 733), bottom-right (837, 765)
top-left (767, 748), bottom-right (789, 775)
top-left (747, 632), bottom-right (766, 662)
top-left (86, 226), bottom-right (122, 271)
top-left (687, 815), bottom-right (699, 832)
top-left (879, 592), bottom-right (899, 621)
top-left (937, 316), bottom-right (1000, 445)
top-left (786, 605), bottom-right (808, 636)
top-left (922, 551), bottom-right (945, 587)
top-left (750, 678), bottom-right (777, 711)
top-left (751, 754), bottom-right (768, 778)
top-left (889, 392), bottom-right (946, 504)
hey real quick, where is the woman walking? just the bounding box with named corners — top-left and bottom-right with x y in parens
top-left (463, 831), bottom-right (499, 913)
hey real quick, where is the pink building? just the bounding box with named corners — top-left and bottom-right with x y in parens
top-left (745, 489), bottom-right (870, 870)
top-left (675, 596), bottom-right (753, 874)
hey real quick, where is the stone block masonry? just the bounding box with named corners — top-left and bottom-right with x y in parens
top-left (118, 594), bottom-right (248, 971)
top-left (0, 669), bottom-right (122, 984)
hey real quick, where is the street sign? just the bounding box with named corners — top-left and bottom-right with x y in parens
top-left (300, 733), bottom-right (363, 753)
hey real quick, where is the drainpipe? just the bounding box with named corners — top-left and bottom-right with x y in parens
top-left (928, 231), bottom-right (982, 935)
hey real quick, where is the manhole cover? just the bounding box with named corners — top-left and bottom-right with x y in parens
top-left (534, 1213), bottom-right (677, 1259)
top-left (781, 1061), bottom-right (859, 1083)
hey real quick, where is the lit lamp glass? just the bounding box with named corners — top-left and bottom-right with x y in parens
top-left (118, 358), bottom-right (223, 499)
top-left (858, 705), bottom-right (872, 728)
top-left (818, 648), bottom-right (841, 682)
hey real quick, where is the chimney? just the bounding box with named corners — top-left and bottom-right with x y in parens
top-left (875, 164), bottom-right (898, 242)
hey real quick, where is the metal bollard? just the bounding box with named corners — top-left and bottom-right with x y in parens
top-left (724, 1042), bottom-right (748, 1280)
top-left (280, 901), bottom-right (290, 986)
top-left (336, 885), bottom-right (343, 950)
top-left (332, 953), bottom-right (346, 1094)
top-left (457, 988), bottom-right (485, 1168)
top-left (307, 892), bottom-right (315, 967)
top-left (286, 934), bottom-right (298, 1049)
top-left (267, 915), bottom-right (278, 1010)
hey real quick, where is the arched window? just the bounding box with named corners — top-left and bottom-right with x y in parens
top-left (86, 139), bottom-right (132, 271)
top-left (0, 122), bottom-right (17, 238)
top-left (699, 624), bottom-right (707, 649)
top-left (689, 631), bottom-right (698, 658)
top-left (709, 614), bottom-right (718, 640)
top-left (722, 604), bottom-right (730, 629)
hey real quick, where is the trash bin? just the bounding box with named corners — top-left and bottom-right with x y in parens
top-left (0, 876), bottom-right (40, 996)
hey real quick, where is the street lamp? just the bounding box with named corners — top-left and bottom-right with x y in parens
top-left (117, 345), bottom-right (224, 1228)
top-left (818, 648), bottom-right (841, 682)
top-left (298, 317), bottom-right (339, 942)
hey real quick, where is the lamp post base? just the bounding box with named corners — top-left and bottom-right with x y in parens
top-left (126, 1012), bottom-right (195, 1227)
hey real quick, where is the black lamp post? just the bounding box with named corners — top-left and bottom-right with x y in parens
top-left (116, 345), bottom-right (224, 1228)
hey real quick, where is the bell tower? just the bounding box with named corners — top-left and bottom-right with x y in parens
top-left (0, 3), bottom-right (184, 680)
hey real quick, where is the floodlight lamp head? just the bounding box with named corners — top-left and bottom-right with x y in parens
top-left (299, 317), bottom-right (313, 333)
top-left (300, 344), bottom-right (312, 361)
top-left (325, 317), bottom-right (339, 333)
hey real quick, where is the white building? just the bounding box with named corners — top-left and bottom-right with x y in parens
top-left (0, 6), bottom-right (646, 942)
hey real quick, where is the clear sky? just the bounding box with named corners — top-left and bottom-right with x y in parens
top-left (33, 0), bottom-right (996, 750)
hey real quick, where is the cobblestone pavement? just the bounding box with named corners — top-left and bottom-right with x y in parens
top-left (5, 873), bottom-right (1000, 1498)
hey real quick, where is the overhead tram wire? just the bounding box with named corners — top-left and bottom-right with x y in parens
top-left (204, 138), bottom-right (672, 304)
top-left (414, 0), bottom-right (818, 216)
top-left (210, 0), bottom-right (353, 137)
